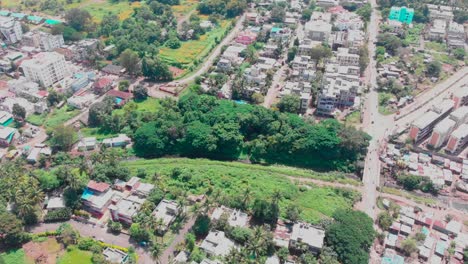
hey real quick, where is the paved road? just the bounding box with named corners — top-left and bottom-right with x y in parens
top-left (160, 215), bottom-right (196, 263)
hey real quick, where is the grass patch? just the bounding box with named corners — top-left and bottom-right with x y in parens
top-left (80, 127), bottom-right (118, 141)
top-left (114, 98), bottom-right (161, 116)
top-left (57, 247), bottom-right (92, 264)
top-left (344, 111), bottom-right (361, 125)
top-left (425, 41), bottom-right (448, 52)
top-left (123, 158), bottom-right (360, 223)
top-left (382, 187), bottom-right (437, 205)
top-left (27, 107), bottom-right (80, 129)
top-left (378, 92), bottom-right (397, 116)
top-left (159, 20), bottom-right (231, 70)
top-left (172, 0), bottom-right (199, 19)
top-left (0, 249), bottom-right (28, 264)
top-left (405, 23), bottom-right (424, 45)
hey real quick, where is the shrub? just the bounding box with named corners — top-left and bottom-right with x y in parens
top-left (78, 237), bottom-right (98, 251)
top-left (73, 210), bottom-right (91, 219)
top-left (44, 208), bottom-right (72, 222)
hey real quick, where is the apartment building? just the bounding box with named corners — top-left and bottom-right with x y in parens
top-left (447, 22), bottom-right (466, 49)
top-left (446, 124), bottom-right (468, 154)
top-left (409, 100), bottom-right (454, 142)
top-left (21, 52), bottom-right (69, 87)
top-left (427, 19), bottom-right (446, 41)
top-left (304, 20), bottom-right (332, 43)
top-left (22, 30), bottom-right (64, 51)
top-left (453, 86), bottom-right (468, 109)
top-left (388, 6), bottom-right (414, 24)
top-left (449, 106), bottom-right (468, 126)
top-left (336, 47), bottom-right (360, 66)
top-left (427, 4), bottom-right (454, 22)
top-left (428, 118), bottom-right (456, 149)
top-left (0, 16), bottom-right (23, 44)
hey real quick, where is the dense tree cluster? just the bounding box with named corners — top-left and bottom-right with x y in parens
top-left (198, 0), bottom-right (247, 18)
top-left (128, 93), bottom-right (370, 171)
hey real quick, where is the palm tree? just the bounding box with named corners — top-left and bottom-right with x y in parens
top-left (242, 187), bottom-right (252, 210)
top-left (150, 243), bottom-right (162, 264)
top-left (248, 226), bottom-right (271, 259)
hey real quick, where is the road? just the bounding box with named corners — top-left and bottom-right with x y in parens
top-left (160, 215), bottom-right (196, 263)
top-left (357, 0), bottom-right (392, 220)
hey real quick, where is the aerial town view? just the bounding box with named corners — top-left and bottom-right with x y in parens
top-left (0, 0), bottom-right (467, 263)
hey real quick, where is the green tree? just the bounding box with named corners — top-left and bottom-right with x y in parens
top-left (118, 80), bottom-right (130, 91)
top-left (129, 223), bottom-right (150, 242)
top-left (50, 125), bottom-right (77, 151)
top-left (193, 214), bottom-right (211, 237)
top-left (271, 5), bottom-right (286, 22)
top-left (426, 61), bottom-right (441, 78)
top-left (65, 8), bottom-right (93, 32)
top-left (142, 57), bottom-right (173, 81)
top-left (150, 243), bottom-right (162, 264)
top-left (401, 238), bottom-right (418, 256)
top-left (119, 49), bottom-right (140, 76)
top-left (453, 48), bottom-right (465, 60)
top-left (377, 211), bottom-right (393, 230)
top-left (57, 223), bottom-right (79, 247)
top-left (285, 204), bottom-right (301, 222)
top-left (377, 33), bottom-right (402, 56)
top-left (277, 95), bottom-right (301, 113)
top-left (134, 85), bottom-right (148, 100)
top-left (12, 103), bottom-right (26, 120)
top-left (397, 174), bottom-right (422, 191)
top-left (0, 211), bottom-right (28, 248)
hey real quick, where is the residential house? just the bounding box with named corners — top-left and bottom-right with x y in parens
top-left (94, 77), bottom-right (114, 94)
top-left (0, 126), bottom-right (16, 147)
top-left (152, 199), bottom-right (181, 233)
top-left (236, 31), bottom-right (257, 45)
top-left (67, 92), bottom-right (96, 109)
top-left (21, 52), bottom-right (69, 88)
top-left (221, 45), bottom-right (246, 65)
top-left (103, 248), bottom-right (128, 264)
top-left (81, 180), bottom-right (115, 217)
top-left (0, 16), bottom-right (23, 43)
top-left (316, 0), bottom-right (338, 8)
top-left (0, 111), bottom-right (13, 126)
top-left (216, 58), bottom-right (232, 72)
top-left (22, 30), bottom-right (64, 51)
top-left (289, 222), bottom-right (325, 254)
top-left (211, 206), bottom-right (249, 228)
top-left (107, 90), bottom-right (133, 107)
top-left (102, 64), bottom-right (125, 76)
top-left (200, 230), bottom-right (237, 257)
top-left (124, 177), bottom-right (155, 197)
top-left (8, 78), bottom-right (46, 103)
top-left (246, 12), bottom-right (259, 24)
top-left (109, 195), bottom-right (145, 225)
top-left (77, 137), bottom-right (97, 151)
top-left (46, 197), bottom-right (66, 211)
top-left (26, 144), bottom-right (51, 163)
top-left (102, 134), bottom-right (131, 148)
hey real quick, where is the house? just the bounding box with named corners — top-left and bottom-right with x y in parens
top-left (246, 12), bottom-right (259, 24)
top-left (26, 144), bottom-right (52, 163)
top-left (221, 45), bottom-right (246, 65)
top-left (102, 64), bottom-right (125, 76)
top-left (103, 248), bottom-right (128, 264)
top-left (124, 177), bottom-right (154, 197)
top-left (102, 134), bottom-right (131, 148)
top-left (69, 39), bottom-right (100, 62)
top-left (109, 195), bottom-right (145, 225)
top-left (94, 77), bottom-right (114, 94)
top-left (200, 230), bottom-right (237, 257)
top-left (67, 93), bottom-right (96, 109)
top-left (199, 20), bottom-right (213, 29)
top-left (22, 30), bottom-right (64, 51)
top-left (152, 199), bottom-right (181, 232)
top-left (0, 111), bottom-right (13, 126)
top-left (289, 222), bottom-right (325, 254)
top-left (8, 78), bottom-right (46, 103)
top-left (0, 126), bottom-right (16, 147)
top-left (236, 31), bottom-right (257, 45)
top-left (216, 58), bottom-right (232, 72)
top-left (211, 206), bottom-right (249, 228)
top-left (46, 197), bottom-right (66, 211)
top-left (273, 220), bottom-right (293, 248)
top-left (77, 137), bottom-right (97, 151)
top-left (26, 15), bottom-right (43, 25)
top-left (316, 0), bottom-right (338, 8)
top-left (107, 90), bottom-right (133, 107)
top-left (81, 180), bottom-right (115, 217)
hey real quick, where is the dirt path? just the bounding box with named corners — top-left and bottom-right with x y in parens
top-left (287, 176), bottom-right (363, 191)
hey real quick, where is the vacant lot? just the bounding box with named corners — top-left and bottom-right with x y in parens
top-left (27, 107), bottom-right (80, 130)
top-left (123, 158), bottom-right (360, 223)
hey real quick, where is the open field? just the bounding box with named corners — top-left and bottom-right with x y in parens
top-left (172, 0), bottom-right (199, 19)
top-left (159, 20), bottom-right (231, 70)
top-left (27, 107), bottom-right (80, 130)
top-left (0, 249), bottom-right (28, 264)
top-left (57, 247), bottom-right (92, 264)
top-left (123, 158), bottom-right (360, 223)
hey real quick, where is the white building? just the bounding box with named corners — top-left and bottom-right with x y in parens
top-left (304, 20), bottom-right (332, 43)
top-left (427, 19), bottom-right (447, 41)
top-left (200, 231), bottom-right (237, 257)
top-left (447, 22), bottom-right (466, 49)
top-left (211, 206), bottom-right (249, 228)
top-left (0, 16), bottom-right (23, 44)
top-left (336, 47), bottom-right (360, 67)
top-left (22, 30), bottom-right (64, 51)
top-left (152, 199), bottom-right (181, 232)
top-left (289, 223), bottom-right (325, 254)
top-left (21, 52), bottom-right (69, 87)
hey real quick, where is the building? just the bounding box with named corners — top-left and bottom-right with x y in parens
top-left (453, 86), bottom-right (468, 109)
top-left (334, 11), bottom-right (364, 31)
top-left (236, 31), bottom-right (257, 45)
top-left (427, 4), bottom-right (454, 21)
top-left (21, 52), bottom-right (69, 87)
top-left (46, 197), bottom-right (66, 211)
top-left (211, 206), bottom-right (249, 228)
top-left (289, 223), bottom-right (325, 254)
top-left (409, 100), bottom-right (453, 142)
top-left (336, 47), bottom-right (360, 66)
top-left (102, 134), bottom-right (131, 148)
top-left (446, 124), bottom-right (468, 154)
top-left (428, 118), bottom-right (456, 149)
top-left (446, 22), bottom-right (466, 49)
top-left (449, 106), bottom-right (468, 126)
top-left (81, 181), bottom-right (115, 217)
top-left (316, 0), bottom-right (338, 8)
top-left (152, 199), bottom-right (181, 232)
top-left (22, 30), bottom-right (64, 51)
top-left (427, 19), bottom-right (447, 41)
top-left (200, 231), bottom-right (237, 257)
top-left (109, 195), bottom-right (145, 225)
top-left (26, 144), bottom-right (52, 163)
top-left (94, 77), bottom-right (114, 94)
top-left (69, 39), bottom-right (100, 62)
top-left (77, 137), bottom-right (97, 151)
top-left (8, 78), bottom-right (46, 103)
top-left (107, 90), bottom-right (133, 107)
top-left (388, 6), bottom-right (414, 24)
top-left (0, 111), bottom-right (13, 126)
top-left (304, 19), bottom-right (332, 43)
top-left (103, 248), bottom-right (128, 264)
top-left (0, 126), bottom-right (16, 147)
top-left (102, 64), bottom-right (125, 76)
top-left (0, 16), bottom-right (23, 43)
top-left (67, 93), bottom-right (96, 109)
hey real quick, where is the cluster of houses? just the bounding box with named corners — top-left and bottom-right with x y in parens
top-left (381, 200), bottom-right (466, 264)
top-left (174, 205), bottom-right (325, 264)
top-left (425, 4), bottom-right (467, 50)
top-left (408, 89), bottom-right (468, 155)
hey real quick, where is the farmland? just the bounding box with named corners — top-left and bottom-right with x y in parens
top-left (123, 158), bottom-right (360, 223)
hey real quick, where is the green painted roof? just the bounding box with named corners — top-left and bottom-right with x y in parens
top-left (11, 13), bottom-right (26, 18)
top-left (27, 15), bottom-right (43, 22)
top-left (45, 19), bottom-right (61, 25)
top-left (0, 11), bottom-right (10, 16)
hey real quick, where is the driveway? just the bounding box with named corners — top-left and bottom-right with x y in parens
top-left (160, 215), bottom-right (197, 263)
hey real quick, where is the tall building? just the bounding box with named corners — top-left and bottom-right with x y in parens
top-left (388, 6), bottom-right (414, 24)
top-left (21, 52), bottom-right (69, 87)
top-left (22, 30), bottom-right (64, 51)
top-left (0, 16), bottom-right (23, 44)
top-left (446, 124), bottom-right (468, 154)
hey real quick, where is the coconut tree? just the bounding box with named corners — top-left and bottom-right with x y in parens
top-left (150, 243), bottom-right (163, 264)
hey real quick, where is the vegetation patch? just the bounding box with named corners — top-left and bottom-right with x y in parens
top-left (27, 107), bottom-right (80, 130)
top-left (57, 247), bottom-right (93, 264)
top-left (0, 249), bottom-right (27, 264)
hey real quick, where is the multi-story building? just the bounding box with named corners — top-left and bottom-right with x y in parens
top-left (289, 223), bottom-right (325, 255)
top-left (449, 106), bottom-right (468, 126)
top-left (428, 118), bottom-right (456, 149)
top-left (22, 30), bottom-right (64, 51)
top-left (0, 16), bottom-right (23, 44)
top-left (409, 100), bottom-right (454, 142)
top-left (81, 181), bottom-right (115, 218)
top-left (21, 52), bottom-right (69, 87)
top-left (427, 4), bottom-right (454, 22)
top-left (336, 47), bottom-right (360, 66)
top-left (427, 19), bottom-right (446, 41)
top-left (152, 199), bottom-right (181, 233)
top-left (304, 18), bottom-right (332, 43)
top-left (447, 22), bottom-right (466, 49)
top-left (334, 11), bottom-right (364, 31)
top-left (453, 86), bottom-right (468, 109)
top-left (446, 124), bottom-right (468, 154)
top-left (109, 195), bottom-right (145, 225)
top-left (388, 6), bottom-right (414, 24)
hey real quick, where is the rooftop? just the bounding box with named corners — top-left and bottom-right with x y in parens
top-left (291, 223), bottom-right (325, 249)
top-left (200, 230), bottom-right (237, 257)
top-left (152, 199), bottom-right (180, 227)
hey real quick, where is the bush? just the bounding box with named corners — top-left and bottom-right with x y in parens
top-left (78, 237), bottom-right (98, 251)
top-left (108, 220), bottom-right (123, 234)
top-left (73, 210), bottom-right (91, 219)
top-left (228, 227), bottom-right (253, 245)
top-left (44, 208), bottom-right (72, 222)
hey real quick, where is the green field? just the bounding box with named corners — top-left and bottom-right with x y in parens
top-left (26, 107), bottom-right (80, 129)
top-left (57, 248), bottom-right (92, 264)
top-left (0, 249), bottom-right (27, 264)
top-left (114, 98), bottom-right (161, 115)
top-left (160, 20), bottom-right (232, 69)
top-left (123, 158), bottom-right (360, 223)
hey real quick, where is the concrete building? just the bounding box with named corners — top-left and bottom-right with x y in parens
top-left (81, 181), bottom-right (115, 217)
top-left (449, 106), bottom-right (468, 126)
top-left (336, 47), bottom-right (360, 66)
top-left (447, 22), bottom-right (466, 49)
top-left (0, 126), bottom-right (16, 147)
top-left (21, 52), bottom-right (69, 87)
top-left (446, 124), bottom-right (468, 154)
top-left (103, 248), bottom-right (128, 264)
top-left (428, 118), bottom-right (456, 149)
top-left (427, 4), bottom-right (454, 21)
top-left (427, 19), bottom-right (447, 41)
top-left (409, 100), bottom-right (453, 142)
top-left (8, 78), bottom-right (46, 103)
top-left (453, 86), bottom-right (468, 108)
top-left (334, 11), bottom-right (364, 31)
top-left (109, 195), bottom-right (145, 225)
top-left (0, 111), bottom-right (13, 126)
top-left (304, 19), bottom-right (332, 43)
top-left (316, 0), bottom-right (338, 8)
top-left (22, 30), bottom-right (64, 51)
top-left (289, 223), bottom-right (325, 254)
top-left (211, 206), bottom-right (249, 228)
top-left (388, 6), bottom-right (414, 24)
top-left (152, 199), bottom-right (181, 233)
top-left (46, 197), bottom-right (66, 211)
top-left (102, 134), bottom-right (131, 148)
top-left (77, 137), bottom-right (97, 151)
top-left (0, 16), bottom-right (23, 43)
top-left (200, 231), bottom-right (237, 257)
